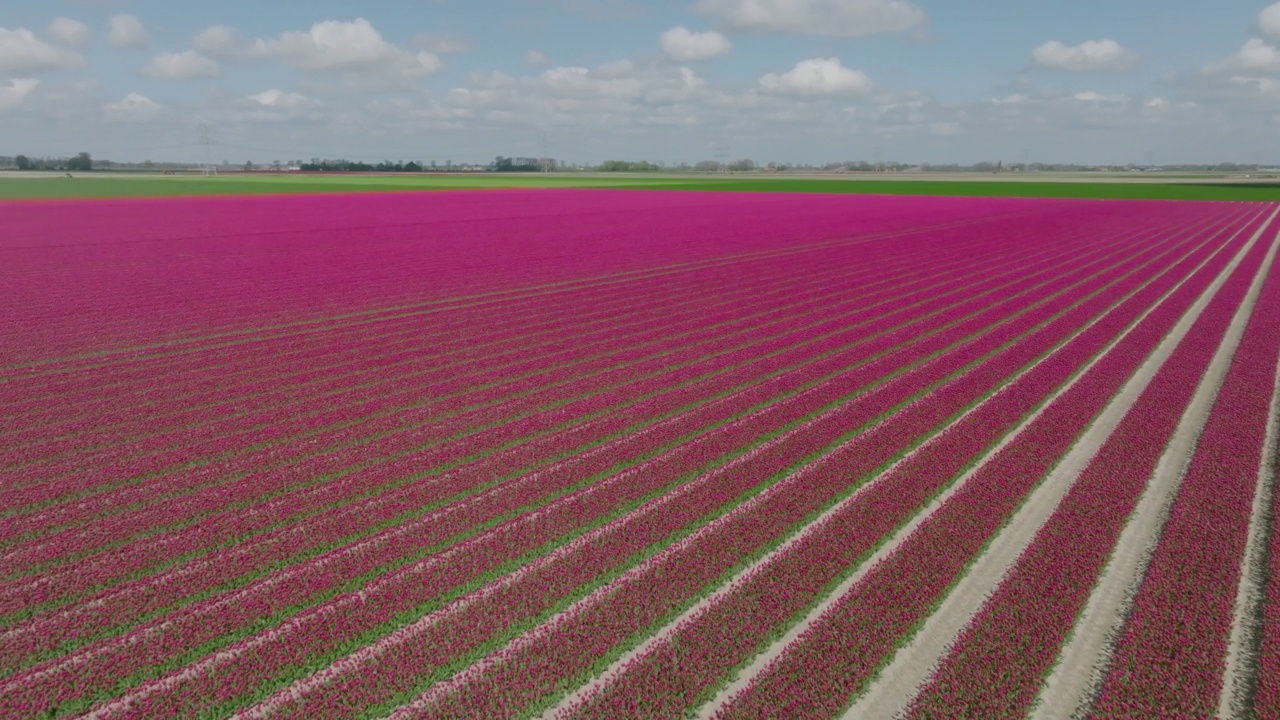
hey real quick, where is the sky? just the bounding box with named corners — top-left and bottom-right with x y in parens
top-left (1, 0), bottom-right (1278, 165)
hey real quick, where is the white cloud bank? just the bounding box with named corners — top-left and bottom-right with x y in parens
top-left (142, 51), bottom-right (220, 80)
top-left (696, 0), bottom-right (925, 38)
top-left (46, 18), bottom-right (90, 48)
top-left (1209, 38), bottom-right (1280, 74)
top-left (192, 19), bottom-right (440, 86)
top-left (0, 78), bottom-right (39, 111)
top-left (660, 26), bottom-right (731, 62)
top-left (0, 27), bottom-right (83, 73)
top-left (759, 57), bottom-right (873, 95)
top-left (1259, 2), bottom-right (1280, 39)
top-left (103, 92), bottom-right (160, 122)
top-left (411, 33), bottom-right (470, 55)
top-left (107, 15), bottom-right (148, 49)
top-left (248, 89), bottom-right (311, 108)
top-left (1032, 39), bottom-right (1137, 72)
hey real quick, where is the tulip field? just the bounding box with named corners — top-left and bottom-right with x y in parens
top-left (3, 188), bottom-right (1280, 719)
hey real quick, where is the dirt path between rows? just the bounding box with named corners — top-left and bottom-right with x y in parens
top-left (844, 205), bottom-right (1278, 720)
top-left (680, 212), bottom-right (1265, 719)
top-left (1030, 207), bottom-right (1280, 720)
top-left (1218, 318), bottom-right (1280, 718)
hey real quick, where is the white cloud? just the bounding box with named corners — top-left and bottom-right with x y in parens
top-left (410, 33), bottom-right (470, 54)
top-left (1259, 3), bottom-right (1280, 39)
top-left (0, 77), bottom-right (39, 111)
top-left (191, 19), bottom-right (441, 91)
top-left (107, 14), bottom-right (148, 49)
top-left (247, 88), bottom-right (311, 108)
top-left (759, 57), bottom-right (873, 95)
top-left (930, 121), bottom-right (960, 136)
top-left (660, 26), bottom-right (731, 62)
top-left (46, 18), bottom-right (90, 48)
top-left (141, 51), bottom-right (219, 80)
top-left (1073, 91), bottom-right (1127, 102)
top-left (991, 92), bottom-right (1029, 105)
top-left (1207, 38), bottom-right (1280, 74)
top-left (103, 92), bottom-right (160, 122)
top-left (193, 25), bottom-right (242, 57)
top-left (526, 50), bottom-right (552, 66)
top-left (252, 19), bottom-right (439, 75)
top-left (695, 0), bottom-right (925, 38)
top-left (0, 27), bottom-right (83, 73)
top-left (1032, 39), bottom-right (1137, 72)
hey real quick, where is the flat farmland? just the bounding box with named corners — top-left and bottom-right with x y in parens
top-left (3, 188), bottom-right (1279, 719)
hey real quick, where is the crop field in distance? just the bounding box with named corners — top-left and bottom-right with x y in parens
top-left (3, 184), bottom-right (1280, 719)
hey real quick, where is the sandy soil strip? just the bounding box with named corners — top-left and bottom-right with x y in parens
top-left (535, 218), bottom-right (1227, 720)
top-left (692, 211), bottom-right (1269, 720)
top-left (844, 206), bottom-right (1280, 720)
top-left (1030, 207), bottom-right (1280, 720)
top-left (1217, 327), bottom-right (1280, 718)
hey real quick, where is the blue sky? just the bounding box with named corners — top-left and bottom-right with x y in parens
top-left (1, 0), bottom-right (1277, 164)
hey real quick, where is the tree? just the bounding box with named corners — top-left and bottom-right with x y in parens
top-left (14, 155), bottom-right (30, 170)
top-left (67, 152), bottom-right (92, 172)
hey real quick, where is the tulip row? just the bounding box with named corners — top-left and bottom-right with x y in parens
top-left (0, 223), bottom-right (853, 411)
top-left (336, 211), bottom-right (1242, 720)
top-left (0, 204), bottom-right (1111, 712)
top-left (1, 190), bottom-right (1011, 365)
top-left (3, 192), bottom-right (1258, 720)
top-left (0, 245), bottom-right (1024, 660)
top-left (6, 213), bottom-right (1017, 506)
top-left (550, 204), bottom-right (1256, 720)
top-left (3, 228), bottom-right (897, 468)
top-left (11, 210), bottom-right (1158, 718)
top-left (381, 202), bottom-right (1259, 717)
top-left (708, 209), bottom-right (1272, 719)
top-left (0, 217), bottom-right (1073, 625)
top-left (903, 212), bottom-right (1278, 719)
top-left (1087, 233), bottom-right (1280, 715)
top-left (1, 248), bottom-right (826, 459)
top-left (0, 212), bottom-right (1054, 520)
top-left (4, 236), bottom-right (905, 513)
top-left (4, 198), bottom-right (991, 416)
top-left (1259, 436), bottom-right (1280, 717)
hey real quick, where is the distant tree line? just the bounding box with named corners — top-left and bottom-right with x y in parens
top-left (7, 152), bottom-right (93, 171)
top-left (598, 160), bottom-right (661, 172)
top-left (491, 156), bottom-right (551, 172)
top-left (298, 159), bottom-right (424, 172)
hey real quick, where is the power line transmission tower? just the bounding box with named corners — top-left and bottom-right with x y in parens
top-left (197, 124), bottom-right (219, 176)
top-left (715, 144), bottom-right (731, 173)
top-left (540, 132), bottom-right (551, 173)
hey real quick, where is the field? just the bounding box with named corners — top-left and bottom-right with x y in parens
top-left (3, 187), bottom-right (1280, 719)
top-left (4, 169), bottom-right (1280, 202)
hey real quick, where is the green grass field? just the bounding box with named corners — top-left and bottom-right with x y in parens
top-left (3, 171), bottom-right (1280, 201)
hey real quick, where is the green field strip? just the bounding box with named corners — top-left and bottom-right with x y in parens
top-left (2, 173), bottom-right (1280, 202)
